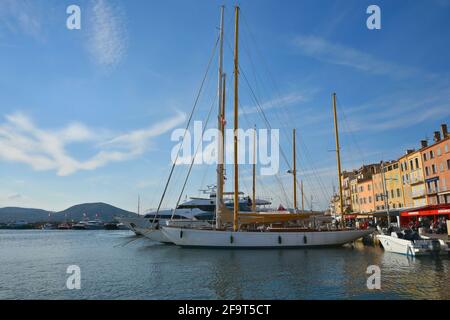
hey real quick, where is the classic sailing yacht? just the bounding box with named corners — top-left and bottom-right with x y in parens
top-left (161, 6), bottom-right (373, 248)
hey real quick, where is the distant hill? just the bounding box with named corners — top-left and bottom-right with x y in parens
top-left (0, 207), bottom-right (51, 223)
top-left (53, 203), bottom-right (136, 222)
top-left (0, 203), bottom-right (136, 223)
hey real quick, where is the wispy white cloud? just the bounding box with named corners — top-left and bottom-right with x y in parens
top-left (0, 111), bottom-right (186, 176)
top-left (240, 91), bottom-right (310, 115)
top-left (0, 0), bottom-right (43, 40)
top-left (340, 86), bottom-right (450, 133)
top-left (87, 0), bottom-right (128, 67)
top-left (292, 35), bottom-right (417, 78)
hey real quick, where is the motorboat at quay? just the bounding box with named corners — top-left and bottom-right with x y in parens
top-left (142, 6), bottom-right (373, 248)
top-left (377, 229), bottom-right (449, 256)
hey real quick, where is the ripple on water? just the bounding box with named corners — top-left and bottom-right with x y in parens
top-left (0, 230), bottom-right (449, 299)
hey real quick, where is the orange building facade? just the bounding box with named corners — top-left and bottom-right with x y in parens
top-left (420, 125), bottom-right (450, 205)
top-left (333, 124), bottom-right (449, 213)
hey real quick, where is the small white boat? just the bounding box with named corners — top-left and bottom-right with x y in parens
top-left (377, 230), bottom-right (450, 256)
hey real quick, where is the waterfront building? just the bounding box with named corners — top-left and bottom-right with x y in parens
top-left (383, 160), bottom-right (405, 209)
top-left (355, 164), bottom-right (380, 213)
top-left (342, 171), bottom-right (356, 213)
top-left (420, 124), bottom-right (450, 204)
top-left (399, 148), bottom-right (427, 208)
top-left (372, 170), bottom-right (385, 211)
top-left (350, 177), bottom-right (360, 213)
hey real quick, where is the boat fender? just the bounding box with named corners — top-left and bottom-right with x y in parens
top-left (303, 235), bottom-right (307, 244)
top-left (278, 236), bottom-right (282, 244)
top-left (180, 230), bottom-right (183, 238)
top-left (230, 235), bottom-right (234, 244)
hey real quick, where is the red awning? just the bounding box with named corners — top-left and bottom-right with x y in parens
top-left (400, 205), bottom-right (450, 217)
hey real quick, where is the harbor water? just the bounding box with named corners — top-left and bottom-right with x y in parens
top-left (0, 230), bottom-right (449, 300)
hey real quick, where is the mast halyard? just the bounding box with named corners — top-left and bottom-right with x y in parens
top-left (233, 6), bottom-right (240, 232)
top-left (215, 5), bottom-right (225, 229)
top-left (293, 128), bottom-right (297, 211)
top-left (332, 93), bottom-right (345, 227)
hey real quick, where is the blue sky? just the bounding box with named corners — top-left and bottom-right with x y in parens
top-left (1, 0), bottom-right (450, 212)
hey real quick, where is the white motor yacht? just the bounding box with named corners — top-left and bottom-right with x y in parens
top-left (377, 229), bottom-right (450, 256)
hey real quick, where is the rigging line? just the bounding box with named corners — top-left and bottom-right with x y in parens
top-left (242, 14), bottom-right (326, 208)
top-left (298, 138), bottom-right (333, 202)
top-left (240, 12), bottom-right (329, 204)
top-left (152, 35), bottom-right (219, 225)
top-left (225, 28), bottom-right (307, 208)
top-left (237, 84), bottom-right (292, 207)
top-left (222, 70), bottom-right (291, 207)
top-left (236, 37), bottom-right (324, 208)
top-left (171, 93), bottom-right (217, 219)
top-left (336, 96), bottom-right (367, 166)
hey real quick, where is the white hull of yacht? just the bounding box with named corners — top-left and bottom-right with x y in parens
top-left (116, 217), bottom-right (154, 235)
top-left (139, 220), bottom-right (213, 244)
top-left (377, 235), bottom-right (449, 256)
top-left (161, 227), bottom-right (372, 248)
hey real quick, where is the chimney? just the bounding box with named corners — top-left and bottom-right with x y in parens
top-left (434, 131), bottom-right (441, 142)
top-left (441, 123), bottom-right (448, 138)
top-left (406, 149), bottom-right (415, 155)
top-left (420, 140), bottom-right (428, 148)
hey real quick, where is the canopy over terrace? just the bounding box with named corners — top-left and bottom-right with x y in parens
top-left (344, 210), bottom-right (400, 220)
top-left (400, 204), bottom-right (450, 227)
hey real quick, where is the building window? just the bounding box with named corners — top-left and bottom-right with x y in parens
top-left (423, 153), bottom-right (427, 161)
top-left (447, 159), bottom-right (450, 170)
top-left (391, 190), bottom-right (394, 198)
top-left (397, 188), bottom-right (401, 197)
top-left (437, 147), bottom-right (441, 156)
top-left (369, 196), bottom-right (372, 203)
top-left (410, 160), bottom-right (414, 170)
top-left (368, 184), bottom-right (371, 191)
top-left (430, 150), bottom-right (434, 159)
top-left (425, 166), bottom-right (429, 176)
top-left (440, 163), bottom-right (444, 172)
top-left (432, 164), bottom-right (437, 174)
top-left (445, 144), bottom-right (449, 153)
top-left (415, 158), bottom-right (419, 169)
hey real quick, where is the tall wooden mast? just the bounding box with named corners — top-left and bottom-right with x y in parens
top-left (252, 125), bottom-right (256, 212)
top-left (332, 93), bottom-right (345, 226)
top-left (293, 128), bottom-right (297, 210)
top-left (301, 180), bottom-right (304, 211)
top-left (215, 5), bottom-right (225, 229)
top-left (233, 6), bottom-right (240, 231)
